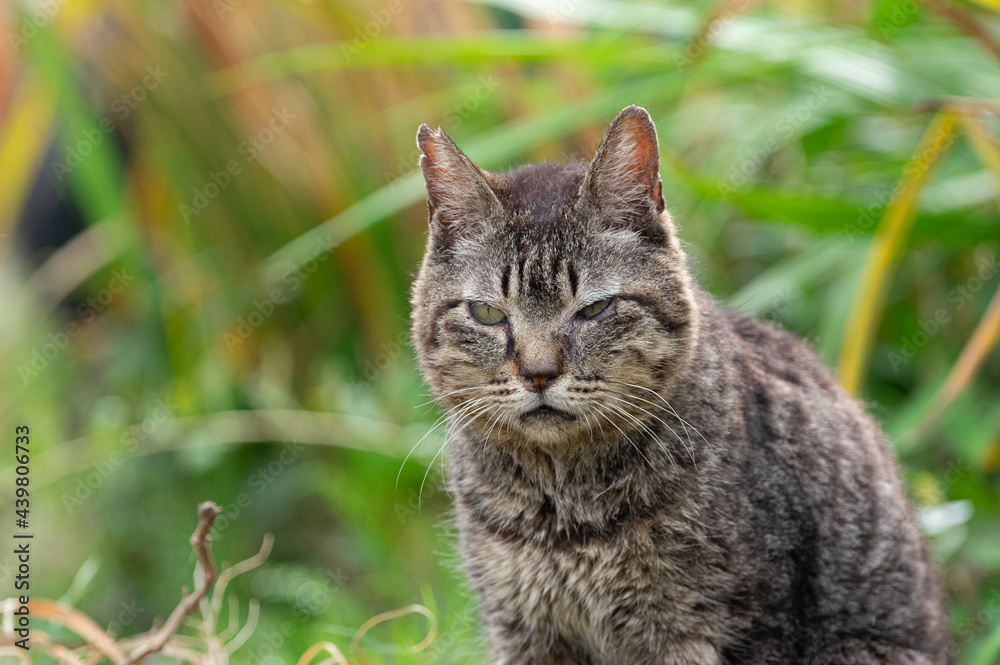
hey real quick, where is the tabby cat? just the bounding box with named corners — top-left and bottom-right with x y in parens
top-left (410, 105), bottom-right (951, 665)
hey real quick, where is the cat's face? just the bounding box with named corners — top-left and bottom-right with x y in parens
top-left (411, 106), bottom-right (699, 450)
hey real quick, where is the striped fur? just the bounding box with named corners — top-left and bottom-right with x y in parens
top-left (410, 106), bottom-right (951, 665)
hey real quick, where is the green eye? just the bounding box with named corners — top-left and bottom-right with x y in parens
top-left (577, 298), bottom-right (612, 320)
top-left (470, 302), bottom-right (507, 324)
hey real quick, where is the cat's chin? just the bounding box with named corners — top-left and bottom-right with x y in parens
top-left (511, 406), bottom-right (580, 445)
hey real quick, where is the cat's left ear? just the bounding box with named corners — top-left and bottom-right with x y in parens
top-left (581, 105), bottom-right (668, 244)
top-left (416, 124), bottom-right (500, 242)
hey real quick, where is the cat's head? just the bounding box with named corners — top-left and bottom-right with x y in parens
top-left (411, 105), bottom-right (699, 450)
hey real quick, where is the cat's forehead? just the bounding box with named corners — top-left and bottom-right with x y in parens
top-left (492, 162), bottom-right (587, 228)
top-left (453, 162), bottom-right (644, 307)
top-left (466, 225), bottom-right (620, 317)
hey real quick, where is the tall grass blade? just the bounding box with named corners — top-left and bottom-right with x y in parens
top-left (906, 281), bottom-right (1000, 445)
top-left (968, 615), bottom-right (1000, 665)
top-left (958, 112), bottom-right (1000, 194)
top-left (837, 111), bottom-right (960, 393)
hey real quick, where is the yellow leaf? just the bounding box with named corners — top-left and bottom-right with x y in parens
top-left (0, 79), bottom-right (56, 232)
top-left (838, 111), bottom-right (959, 394)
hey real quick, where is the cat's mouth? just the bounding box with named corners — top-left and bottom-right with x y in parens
top-left (521, 404), bottom-right (576, 421)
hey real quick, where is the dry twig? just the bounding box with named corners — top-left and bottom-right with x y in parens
top-left (125, 501), bottom-right (222, 665)
top-left (920, 0), bottom-right (1000, 63)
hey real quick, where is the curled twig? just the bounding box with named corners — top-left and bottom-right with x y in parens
top-left (920, 0), bottom-right (1000, 64)
top-left (350, 604), bottom-right (438, 665)
top-left (125, 501), bottom-right (222, 664)
top-left (210, 533), bottom-right (274, 617)
top-left (296, 641), bottom-right (350, 665)
top-left (27, 599), bottom-right (128, 665)
top-left (915, 96), bottom-right (1000, 115)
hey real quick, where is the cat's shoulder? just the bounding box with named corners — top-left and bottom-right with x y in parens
top-left (707, 297), bottom-right (839, 395)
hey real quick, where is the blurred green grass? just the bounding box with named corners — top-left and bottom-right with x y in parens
top-left (1, 0), bottom-right (999, 662)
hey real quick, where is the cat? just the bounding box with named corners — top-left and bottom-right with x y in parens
top-left (410, 105), bottom-right (951, 665)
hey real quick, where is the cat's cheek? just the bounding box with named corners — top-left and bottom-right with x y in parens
top-left (571, 316), bottom-right (645, 368)
top-left (434, 319), bottom-right (512, 381)
top-left (579, 322), bottom-right (682, 389)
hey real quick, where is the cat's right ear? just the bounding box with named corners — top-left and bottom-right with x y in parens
top-left (581, 105), bottom-right (669, 245)
top-left (416, 125), bottom-right (500, 242)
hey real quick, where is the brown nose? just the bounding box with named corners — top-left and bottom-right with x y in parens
top-left (521, 364), bottom-right (560, 393)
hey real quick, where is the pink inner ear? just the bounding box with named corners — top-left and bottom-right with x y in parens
top-left (616, 117), bottom-right (659, 189)
top-left (419, 140), bottom-right (453, 212)
top-left (421, 141), bottom-right (444, 178)
top-left (417, 129), bottom-right (498, 229)
top-left (652, 180), bottom-right (665, 213)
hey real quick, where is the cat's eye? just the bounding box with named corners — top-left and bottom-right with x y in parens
top-left (577, 298), bottom-right (612, 320)
top-left (470, 302), bottom-right (507, 325)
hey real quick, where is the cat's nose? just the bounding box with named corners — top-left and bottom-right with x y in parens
top-left (521, 364), bottom-right (561, 393)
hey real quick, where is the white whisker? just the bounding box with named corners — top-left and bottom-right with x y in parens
top-left (601, 400), bottom-right (676, 472)
top-left (606, 379), bottom-right (712, 452)
top-left (418, 400), bottom-right (495, 510)
top-left (603, 392), bottom-right (694, 467)
top-left (398, 395), bottom-right (493, 488)
top-left (590, 402), bottom-right (655, 471)
top-left (414, 384), bottom-right (496, 408)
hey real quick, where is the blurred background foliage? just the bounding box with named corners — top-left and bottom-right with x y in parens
top-left (1, 0), bottom-right (1000, 662)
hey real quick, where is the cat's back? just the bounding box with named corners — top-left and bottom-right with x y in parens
top-left (715, 302), bottom-right (839, 397)
top-left (709, 300), bottom-right (893, 492)
top-left (702, 300), bottom-right (952, 663)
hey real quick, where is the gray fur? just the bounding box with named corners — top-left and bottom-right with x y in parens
top-left (410, 105), bottom-right (951, 665)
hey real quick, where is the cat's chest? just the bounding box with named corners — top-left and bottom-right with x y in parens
top-left (468, 517), bottom-right (658, 646)
top-left (458, 496), bottom-right (732, 664)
